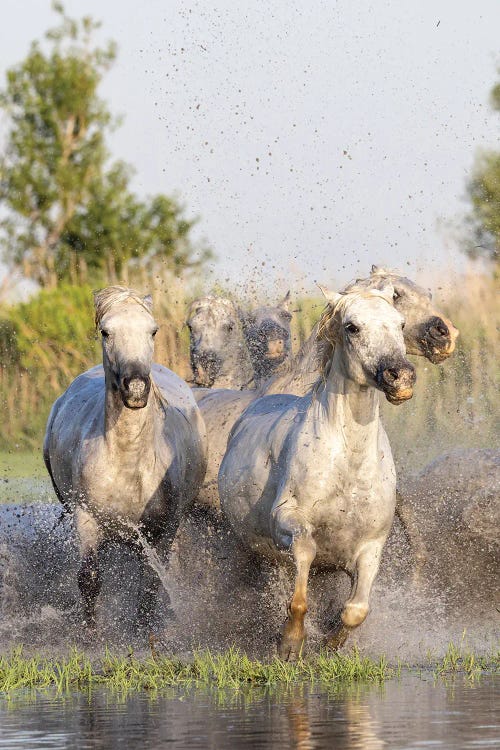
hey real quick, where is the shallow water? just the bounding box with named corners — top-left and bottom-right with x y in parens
top-left (0, 674), bottom-right (498, 749)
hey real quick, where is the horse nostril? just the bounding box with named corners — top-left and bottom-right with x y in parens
top-left (123, 375), bottom-right (148, 395)
top-left (428, 320), bottom-right (450, 340)
top-left (384, 368), bottom-right (399, 383)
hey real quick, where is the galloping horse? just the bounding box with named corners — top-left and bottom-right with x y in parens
top-left (43, 287), bottom-right (207, 629)
top-left (219, 285), bottom-right (415, 658)
top-left (195, 269), bottom-right (457, 523)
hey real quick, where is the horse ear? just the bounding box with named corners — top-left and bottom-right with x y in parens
top-left (371, 264), bottom-right (391, 276)
top-left (279, 290), bottom-right (291, 311)
top-left (318, 284), bottom-right (342, 308)
top-left (142, 294), bottom-right (153, 312)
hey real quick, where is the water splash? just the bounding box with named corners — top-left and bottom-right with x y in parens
top-left (0, 449), bottom-right (498, 660)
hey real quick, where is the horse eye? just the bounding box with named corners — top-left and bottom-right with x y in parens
top-left (345, 323), bottom-right (359, 335)
top-left (401, 321), bottom-right (406, 330)
top-left (152, 327), bottom-right (159, 337)
top-left (100, 329), bottom-right (110, 339)
top-left (393, 290), bottom-right (401, 302)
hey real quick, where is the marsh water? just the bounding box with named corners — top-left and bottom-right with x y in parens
top-left (1, 674), bottom-right (498, 749)
top-left (0, 458), bottom-right (498, 748)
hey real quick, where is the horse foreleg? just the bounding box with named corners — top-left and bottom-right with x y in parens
top-left (326, 539), bottom-right (383, 651)
top-left (75, 507), bottom-right (101, 630)
top-left (135, 525), bottom-right (177, 632)
top-left (396, 489), bottom-right (427, 584)
top-left (136, 556), bottom-right (161, 630)
top-left (278, 534), bottom-right (317, 661)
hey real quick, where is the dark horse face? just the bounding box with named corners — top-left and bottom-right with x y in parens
top-left (186, 296), bottom-right (244, 387)
top-left (240, 292), bottom-right (293, 382)
top-left (345, 268), bottom-right (459, 364)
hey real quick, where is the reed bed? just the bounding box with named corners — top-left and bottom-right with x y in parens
top-left (0, 643), bottom-right (497, 695)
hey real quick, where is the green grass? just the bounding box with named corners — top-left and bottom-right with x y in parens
top-left (0, 450), bottom-right (54, 505)
top-left (433, 641), bottom-right (500, 680)
top-left (0, 451), bottom-right (46, 479)
top-left (0, 647), bottom-right (393, 694)
top-left (0, 644), bottom-right (497, 695)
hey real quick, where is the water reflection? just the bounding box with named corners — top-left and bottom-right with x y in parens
top-left (0, 675), bottom-right (498, 749)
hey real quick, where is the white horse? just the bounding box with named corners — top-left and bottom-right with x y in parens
top-left (195, 270), bottom-right (457, 531)
top-left (219, 285), bottom-right (415, 658)
top-left (43, 287), bottom-right (207, 629)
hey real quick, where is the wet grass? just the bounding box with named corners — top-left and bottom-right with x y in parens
top-left (0, 644), bottom-right (497, 695)
top-left (433, 641), bottom-right (500, 680)
top-left (0, 646), bottom-right (394, 694)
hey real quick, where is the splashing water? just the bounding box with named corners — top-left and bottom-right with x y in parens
top-left (0, 449), bottom-right (498, 661)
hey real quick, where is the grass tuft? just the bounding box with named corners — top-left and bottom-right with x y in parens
top-left (1, 643), bottom-right (497, 695)
top-left (0, 646), bottom-right (394, 694)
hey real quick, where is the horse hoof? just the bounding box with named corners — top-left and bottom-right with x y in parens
top-left (278, 635), bottom-right (305, 662)
top-left (325, 623), bottom-right (350, 651)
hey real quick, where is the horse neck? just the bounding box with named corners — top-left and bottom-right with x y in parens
top-left (104, 373), bottom-right (156, 456)
top-left (311, 346), bottom-right (380, 452)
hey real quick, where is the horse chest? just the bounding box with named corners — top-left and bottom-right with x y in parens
top-left (81, 450), bottom-right (167, 521)
top-left (287, 443), bottom-right (395, 566)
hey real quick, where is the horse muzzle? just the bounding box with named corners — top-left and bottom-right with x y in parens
top-left (376, 361), bottom-right (416, 405)
top-left (421, 316), bottom-right (459, 363)
top-left (247, 322), bottom-right (290, 363)
top-left (120, 374), bottom-right (151, 408)
top-left (266, 337), bottom-right (288, 360)
top-left (190, 349), bottom-right (222, 387)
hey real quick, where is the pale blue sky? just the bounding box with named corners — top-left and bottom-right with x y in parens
top-left (1, 0), bottom-right (499, 296)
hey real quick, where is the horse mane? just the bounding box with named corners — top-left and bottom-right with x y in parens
top-left (93, 286), bottom-right (153, 328)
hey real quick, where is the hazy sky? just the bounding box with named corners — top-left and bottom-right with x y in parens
top-left (2, 0), bottom-right (499, 296)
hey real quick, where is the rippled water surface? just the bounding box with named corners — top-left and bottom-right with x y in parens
top-left (0, 674), bottom-right (498, 749)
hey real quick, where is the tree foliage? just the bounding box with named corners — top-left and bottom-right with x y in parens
top-left (0, 3), bottom-right (210, 288)
top-left (466, 72), bottom-right (500, 270)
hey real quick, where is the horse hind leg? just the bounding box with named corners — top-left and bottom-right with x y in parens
top-left (396, 489), bottom-right (427, 585)
top-left (278, 533), bottom-right (317, 661)
top-left (326, 539), bottom-right (383, 651)
top-left (75, 507), bottom-right (101, 631)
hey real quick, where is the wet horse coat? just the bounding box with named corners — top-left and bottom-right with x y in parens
top-left (43, 287), bottom-right (207, 627)
top-left (219, 286), bottom-right (416, 658)
top-left (195, 269), bottom-right (458, 517)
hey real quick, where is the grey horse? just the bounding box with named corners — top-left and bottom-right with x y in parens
top-left (187, 292), bottom-right (293, 390)
top-left (240, 291), bottom-right (292, 387)
top-left (43, 287), bottom-right (207, 629)
top-left (186, 295), bottom-right (254, 389)
top-left (219, 285), bottom-right (416, 658)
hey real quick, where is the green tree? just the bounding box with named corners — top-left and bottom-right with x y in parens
top-left (466, 73), bottom-right (500, 270)
top-left (0, 3), bottom-right (209, 288)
